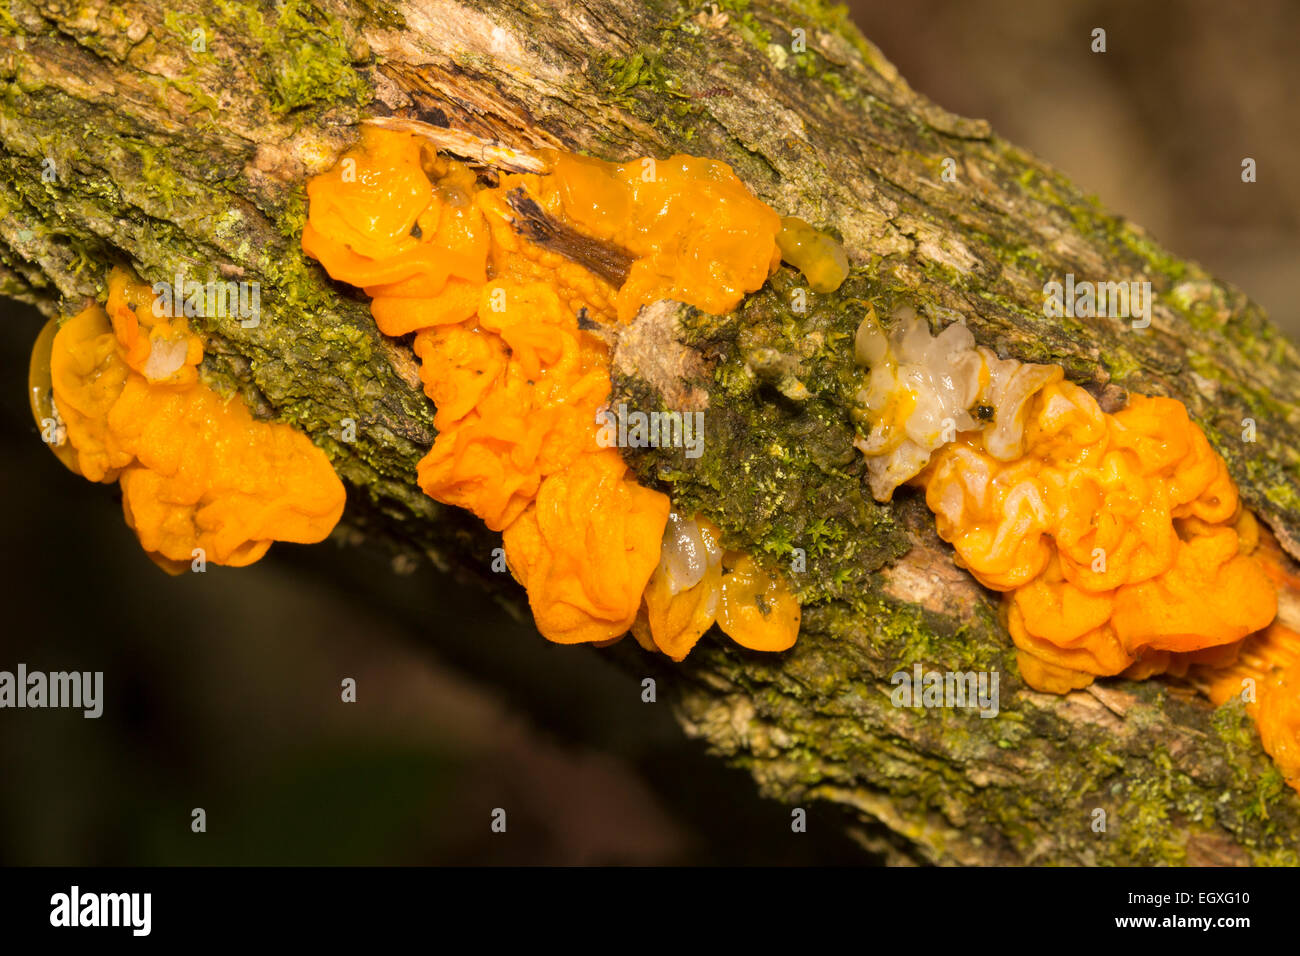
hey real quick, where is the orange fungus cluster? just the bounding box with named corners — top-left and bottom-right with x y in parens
top-left (917, 382), bottom-right (1276, 693)
top-left (302, 125), bottom-right (801, 655)
top-left (871, 313), bottom-right (1297, 789)
top-left (632, 514), bottom-right (801, 661)
top-left (1187, 532), bottom-right (1300, 792)
top-left (31, 268), bottom-right (345, 572)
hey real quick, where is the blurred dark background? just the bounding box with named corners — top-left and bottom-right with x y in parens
top-left (1, 1), bottom-right (1296, 865)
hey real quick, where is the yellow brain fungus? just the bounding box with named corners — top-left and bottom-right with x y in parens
top-left (634, 513), bottom-right (802, 660)
top-left (525, 150), bottom-right (784, 322)
top-left (637, 513), bottom-right (725, 660)
top-left (919, 375), bottom-right (1274, 691)
top-left (415, 280), bottom-right (614, 532)
top-left (501, 450), bottom-right (670, 644)
top-left (776, 216), bottom-right (850, 294)
top-left (853, 304), bottom-right (1294, 786)
top-left (32, 268), bottom-right (345, 572)
top-left (1186, 536), bottom-right (1300, 792)
top-left (28, 317), bottom-right (80, 473)
top-left (302, 125), bottom-right (802, 656)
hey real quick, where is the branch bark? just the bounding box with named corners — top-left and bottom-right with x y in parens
top-left (3, 0), bottom-right (1298, 864)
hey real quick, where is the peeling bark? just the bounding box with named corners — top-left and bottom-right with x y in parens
top-left (3, 0), bottom-right (1298, 864)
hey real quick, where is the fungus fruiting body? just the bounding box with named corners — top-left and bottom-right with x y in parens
top-left (775, 216), bottom-right (850, 295)
top-left (633, 513), bottom-right (801, 660)
top-left (301, 124), bottom-right (1291, 790)
top-left (31, 268), bottom-right (345, 572)
top-left (303, 126), bottom-right (806, 657)
top-left (1188, 532), bottom-right (1300, 792)
top-left (28, 316), bottom-right (80, 473)
top-left (1198, 622), bottom-right (1300, 792)
top-left (853, 305), bottom-right (1296, 789)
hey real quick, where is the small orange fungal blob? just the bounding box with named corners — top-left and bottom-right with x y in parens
top-left (502, 450), bottom-right (670, 645)
top-left (535, 149), bottom-right (784, 322)
top-left (33, 268), bottom-right (345, 570)
top-left (635, 513), bottom-right (801, 659)
top-left (642, 515), bottom-right (725, 661)
top-left (27, 316), bottom-right (82, 474)
top-left (718, 552), bottom-right (802, 652)
top-left (1257, 666), bottom-right (1300, 792)
top-left (775, 216), bottom-right (849, 294)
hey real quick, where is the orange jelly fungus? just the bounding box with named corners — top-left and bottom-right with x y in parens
top-left (527, 149), bottom-right (783, 322)
top-left (33, 268), bottom-right (345, 572)
top-left (501, 449), bottom-right (670, 644)
top-left (854, 306), bottom-right (1297, 790)
top-left (632, 515), bottom-right (801, 661)
top-left (302, 126), bottom-right (801, 654)
top-left (28, 317), bottom-right (80, 473)
top-left (917, 382), bottom-right (1277, 695)
top-left (1178, 532), bottom-right (1300, 792)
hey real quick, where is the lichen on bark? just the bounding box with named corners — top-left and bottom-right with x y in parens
top-left (3, 0), bottom-right (1298, 863)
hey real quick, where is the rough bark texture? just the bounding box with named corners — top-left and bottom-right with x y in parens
top-left (3, 0), bottom-right (1298, 864)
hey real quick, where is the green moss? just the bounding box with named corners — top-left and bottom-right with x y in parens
top-left (668, 0), bottom-right (772, 51)
top-left (783, 0), bottom-right (894, 75)
top-left (175, 0), bottom-right (373, 117)
top-left (1210, 699), bottom-right (1298, 841)
top-left (1007, 160), bottom-right (1192, 288)
top-left (152, 11), bottom-right (223, 118)
top-left (1109, 769), bottom-right (1190, 864)
top-left (1101, 344), bottom-right (1143, 382)
top-left (1264, 481), bottom-right (1300, 512)
top-left (131, 142), bottom-right (185, 212)
top-left (1189, 353), bottom-right (1292, 422)
top-left (613, 279), bottom-right (911, 608)
top-left (595, 49), bottom-right (701, 140)
top-left (256, 2), bottom-right (369, 114)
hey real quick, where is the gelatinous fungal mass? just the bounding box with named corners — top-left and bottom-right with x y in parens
top-left (300, 123), bottom-right (1291, 792)
top-left (1189, 534), bottom-right (1300, 792)
top-left (633, 513), bottom-right (800, 661)
top-left (854, 304), bottom-right (1297, 791)
top-left (30, 268), bottom-right (346, 572)
top-left (303, 126), bottom-right (806, 656)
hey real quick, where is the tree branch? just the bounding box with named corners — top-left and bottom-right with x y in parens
top-left (3, 0), bottom-right (1298, 864)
